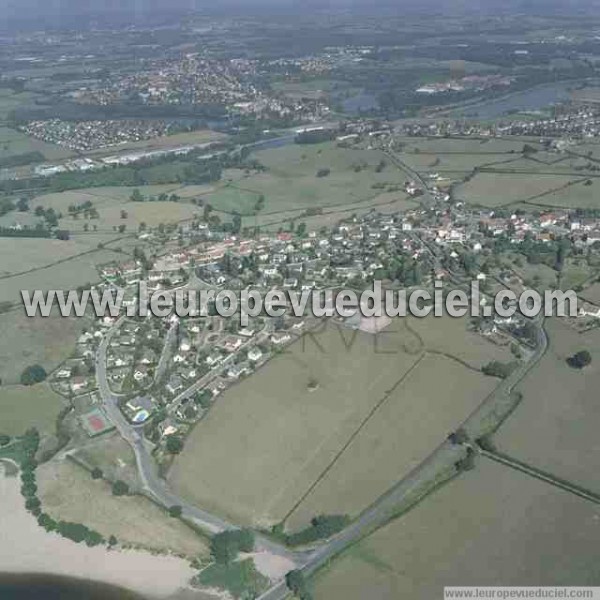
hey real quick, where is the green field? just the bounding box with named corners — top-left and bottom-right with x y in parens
top-left (314, 460), bottom-right (600, 599)
top-left (0, 383), bottom-right (65, 436)
top-left (494, 317), bottom-right (600, 495)
top-left (201, 142), bottom-right (409, 218)
top-left (0, 310), bottom-right (89, 385)
top-left (169, 318), bottom-right (508, 529)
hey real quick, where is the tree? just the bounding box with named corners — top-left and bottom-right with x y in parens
top-left (120, 209), bottom-right (128, 219)
top-left (166, 436), bottom-right (184, 454)
top-left (567, 350), bottom-right (592, 369)
top-left (91, 467), bottom-right (103, 480)
top-left (111, 480), bottom-right (129, 496)
top-left (108, 535), bottom-right (118, 547)
top-left (20, 364), bottom-right (47, 386)
top-left (130, 189), bottom-right (144, 202)
top-left (286, 570), bottom-right (312, 599)
top-left (168, 505), bottom-right (183, 518)
top-left (118, 224), bottom-right (126, 233)
top-left (0, 434), bottom-right (10, 446)
top-left (17, 197), bottom-right (29, 212)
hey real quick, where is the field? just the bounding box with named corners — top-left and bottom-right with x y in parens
top-left (74, 435), bottom-right (141, 491)
top-left (0, 247), bottom-right (125, 304)
top-left (494, 317), bottom-right (600, 495)
top-left (284, 353), bottom-right (496, 531)
top-left (313, 460), bottom-right (600, 599)
top-left (202, 142), bottom-right (410, 219)
top-left (0, 123), bottom-right (73, 161)
top-left (37, 460), bottom-right (210, 558)
top-left (0, 383), bottom-right (65, 436)
top-left (169, 318), bottom-right (508, 529)
top-left (0, 311), bottom-right (89, 385)
top-left (453, 172), bottom-right (582, 207)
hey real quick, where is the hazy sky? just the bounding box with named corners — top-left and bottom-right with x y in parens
top-left (0, 0), bottom-right (597, 31)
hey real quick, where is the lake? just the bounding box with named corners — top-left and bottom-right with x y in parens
top-left (0, 574), bottom-right (146, 599)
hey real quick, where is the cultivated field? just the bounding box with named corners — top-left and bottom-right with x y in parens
top-left (494, 317), bottom-right (600, 495)
top-left (0, 383), bottom-right (65, 436)
top-left (202, 142), bottom-right (409, 218)
top-left (285, 353), bottom-right (496, 530)
top-left (0, 311), bottom-right (89, 385)
top-left (0, 123), bottom-right (73, 161)
top-left (37, 460), bottom-right (209, 558)
top-left (169, 317), bottom-right (508, 528)
top-left (453, 172), bottom-right (581, 207)
top-left (314, 460), bottom-right (600, 599)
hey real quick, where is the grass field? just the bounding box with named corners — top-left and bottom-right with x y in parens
top-left (0, 383), bottom-right (65, 436)
top-left (0, 310), bottom-right (89, 384)
top-left (494, 317), bottom-right (600, 495)
top-left (453, 172), bottom-right (581, 207)
top-left (202, 142), bottom-right (409, 218)
top-left (37, 460), bottom-right (209, 558)
top-left (74, 435), bottom-right (141, 491)
top-left (285, 353), bottom-right (496, 531)
top-left (313, 460), bottom-right (600, 599)
top-left (169, 317), bottom-right (507, 529)
top-left (0, 123), bottom-right (73, 161)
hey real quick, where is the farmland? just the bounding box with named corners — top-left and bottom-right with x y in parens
top-left (0, 383), bottom-right (65, 436)
top-left (284, 352), bottom-right (496, 531)
top-left (494, 317), bottom-right (600, 495)
top-left (313, 460), bottom-right (600, 600)
top-left (0, 310), bottom-right (89, 385)
top-left (169, 318), bottom-right (507, 529)
top-left (200, 142), bottom-right (410, 219)
top-left (37, 460), bottom-right (210, 558)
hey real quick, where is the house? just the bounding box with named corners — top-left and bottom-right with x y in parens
top-left (271, 332), bottom-right (291, 345)
top-left (247, 347), bottom-right (263, 362)
top-left (221, 336), bottom-right (243, 353)
top-left (166, 375), bottom-right (184, 395)
top-left (70, 376), bottom-right (88, 393)
top-left (205, 352), bottom-right (223, 367)
top-left (179, 336), bottom-right (192, 352)
top-left (133, 365), bottom-right (149, 382)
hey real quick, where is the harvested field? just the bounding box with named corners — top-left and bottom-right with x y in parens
top-left (314, 460), bottom-right (600, 599)
top-left (285, 353), bottom-right (496, 531)
top-left (37, 460), bottom-right (209, 558)
top-left (494, 317), bottom-right (600, 495)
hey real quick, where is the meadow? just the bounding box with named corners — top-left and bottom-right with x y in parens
top-left (0, 310), bottom-right (89, 385)
top-left (494, 317), bottom-right (600, 495)
top-left (313, 460), bottom-right (600, 599)
top-left (37, 460), bottom-right (209, 558)
top-left (0, 383), bottom-right (65, 436)
top-left (169, 317), bottom-right (508, 529)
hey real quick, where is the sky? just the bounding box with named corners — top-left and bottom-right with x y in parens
top-left (0, 0), bottom-right (598, 31)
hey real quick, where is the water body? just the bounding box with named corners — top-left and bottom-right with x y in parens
top-left (0, 574), bottom-right (146, 599)
top-left (452, 82), bottom-right (573, 118)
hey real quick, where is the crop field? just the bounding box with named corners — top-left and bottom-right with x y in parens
top-left (0, 310), bottom-right (89, 385)
top-left (169, 317), bottom-right (507, 529)
top-left (285, 353), bottom-right (496, 531)
top-left (494, 317), bottom-right (600, 495)
top-left (314, 460), bottom-right (600, 600)
top-left (0, 124), bottom-right (73, 161)
top-left (37, 460), bottom-right (209, 558)
top-left (201, 142), bottom-right (409, 217)
top-left (0, 247), bottom-right (125, 304)
top-left (453, 172), bottom-right (581, 207)
top-left (0, 383), bottom-right (65, 436)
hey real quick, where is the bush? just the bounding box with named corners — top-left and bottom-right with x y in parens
top-left (20, 364), bottom-right (47, 386)
top-left (91, 467), bottom-right (103, 480)
top-left (166, 436), bottom-right (184, 454)
top-left (567, 350), bottom-right (592, 369)
top-left (316, 168), bottom-right (330, 178)
top-left (168, 505), bottom-right (183, 518)
top-left (111, 480), bottom-right (129, 496)
top-left (211, 529), bottom-right (255, 564)
top-left (0, 434), bottom-right (10, 446)
top-left (481, 361), bottom-right (517, 379)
